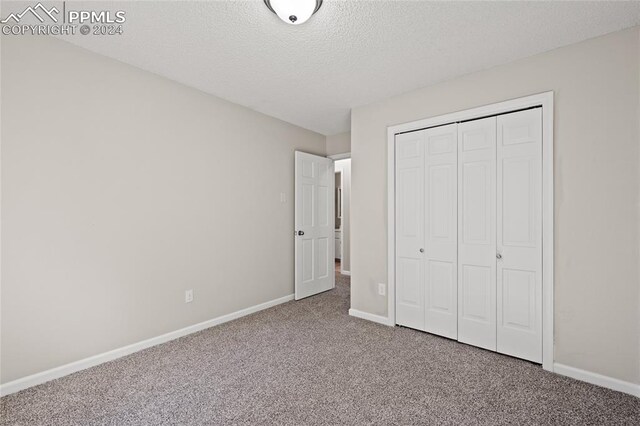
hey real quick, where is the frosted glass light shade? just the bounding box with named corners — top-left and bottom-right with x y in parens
top-left (264, 0), bottom-right (322, 25)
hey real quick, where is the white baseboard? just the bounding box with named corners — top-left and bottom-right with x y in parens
top-left (349, 308), bottom-right (394, 326)
top-left (5, 298), bottom-right (637, 400)
top-left (0, 293), bottom-right (294, 397)
top-left (342, 313), bottom-right (640, 397)
top-left (554, 363), bottom-right (640, 398)
top-left (341, 270), bottom-right (351, 276)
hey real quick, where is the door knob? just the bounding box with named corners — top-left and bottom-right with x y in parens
top-left (297, 231), bottom-right (305, 236)
top-left (419, 248), bottom-right (424, 253)
top-left (496, 253), bottom-right (502, 260)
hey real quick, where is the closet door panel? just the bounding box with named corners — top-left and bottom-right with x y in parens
top-left (457, 117), bottom-right (497, 351)
top-left (424, 124), bottom-right (458, 339)
top-left (497, 109), bottom-right (542, 363)
top-left (395, 131), bottom-right (426, 330)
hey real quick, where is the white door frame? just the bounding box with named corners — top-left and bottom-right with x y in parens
top-left (387, 92), bottom-right (554, 372)
top-left (328, 152), bottom-right (351, 161)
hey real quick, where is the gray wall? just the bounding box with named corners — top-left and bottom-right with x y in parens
top-left (1, 36), bottom-right (325, 383)
top-left (326, 132), bottom-right (351, 156)
top-left (350, 27), bottom-right (640, 384)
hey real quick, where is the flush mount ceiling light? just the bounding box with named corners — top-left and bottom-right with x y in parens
top-left (264, 0), bottom-right (323, 25)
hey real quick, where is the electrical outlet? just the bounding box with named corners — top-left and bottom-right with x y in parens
top-left (280, 192), bottom-right (287, 203)
top-left (378, 283), bottom-right (386, 296)
top-left (185, 289), bottom-right (193, 303)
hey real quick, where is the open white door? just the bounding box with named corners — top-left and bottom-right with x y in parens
top-left (295, 151), bottom-right (335, 300)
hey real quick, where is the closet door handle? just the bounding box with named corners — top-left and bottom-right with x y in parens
top-left (496, 253), bottom-right (502, 260)
top-left (419, 248), bottom-right (424, 253)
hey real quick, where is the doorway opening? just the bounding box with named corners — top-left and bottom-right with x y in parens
top-left (332, 156), bottom-right (351, 277)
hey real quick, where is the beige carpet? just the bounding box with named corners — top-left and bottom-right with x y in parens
top-left (1, 272), bottom-right (639, 425)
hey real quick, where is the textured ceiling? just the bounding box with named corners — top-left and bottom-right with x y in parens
top-left (32, 1), bottom-right (640, 134)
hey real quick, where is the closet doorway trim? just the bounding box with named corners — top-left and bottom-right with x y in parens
top-left (386, 92), bottom-right (554, 372)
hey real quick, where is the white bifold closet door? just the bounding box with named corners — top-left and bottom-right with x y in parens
top-left (396, 108), bottom-right (542, 364)
top-left (496, 109), bottom-right (542, 363)
top-left (457, 117), bottom-right (497, 351)
top-left (395, 124), bottom-right (458, 338)
top-left (395, 130), bottom-right (425, 330)
top-left (424, 125), bottom-right (458, 339)
top-left (457, 110), bottom-right (542, 361)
